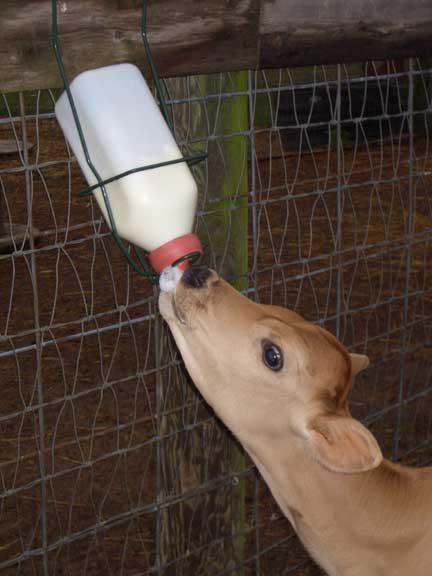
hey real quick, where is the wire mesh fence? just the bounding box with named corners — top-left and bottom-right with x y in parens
top-left (0, 58), bottom-right (431, 575)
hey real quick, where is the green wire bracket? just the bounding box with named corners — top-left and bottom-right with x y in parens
top-left (77, 154), bottom-right (207, 197)
top-left (51, 0), bottom-right (207, 280)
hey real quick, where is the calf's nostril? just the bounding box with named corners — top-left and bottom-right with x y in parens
top-left (182, 265), bottom-right (212, 289)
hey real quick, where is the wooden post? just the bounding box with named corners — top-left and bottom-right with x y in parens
top-left (156, 72), bottom-right (249, 574)
top-left (200, 70), bottom-right (249, 574)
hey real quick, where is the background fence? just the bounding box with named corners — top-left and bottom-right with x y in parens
top-left (0, 57), bottom-right (431, 575)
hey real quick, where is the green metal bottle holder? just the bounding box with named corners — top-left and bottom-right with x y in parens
top-left (51, 0), bottom-right (206, 280)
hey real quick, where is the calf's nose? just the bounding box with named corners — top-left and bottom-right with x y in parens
top-left (182, 265), bottom-right (212, 289)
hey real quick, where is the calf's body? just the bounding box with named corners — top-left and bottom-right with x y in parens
top-left (246, 436), bottom-right (432, 575)
top-left (159, 266), bottom-right (432, 575)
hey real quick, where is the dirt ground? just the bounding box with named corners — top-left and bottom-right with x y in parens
top-left (0, 77), bottom-right (431, 576)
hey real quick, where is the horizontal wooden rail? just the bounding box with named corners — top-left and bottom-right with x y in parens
top-left (1, 0), bottom-right (432, 93)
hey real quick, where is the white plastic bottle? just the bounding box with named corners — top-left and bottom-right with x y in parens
top-left (55, 63), bottom-right (202, 272)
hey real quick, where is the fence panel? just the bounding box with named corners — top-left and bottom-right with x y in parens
top-left (0, 58), bottom-right (431, 575)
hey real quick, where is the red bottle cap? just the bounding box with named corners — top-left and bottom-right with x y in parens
top-left (148, 233), bottom-right (203, 273)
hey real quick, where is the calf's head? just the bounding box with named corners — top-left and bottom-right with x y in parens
top-left (159, 265), bottom-right (382, 474)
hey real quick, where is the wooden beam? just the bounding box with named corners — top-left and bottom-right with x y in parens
top-left (0, 0), bottom-right (260, 93)
top-left (260, 0), bottom-right (432, 70)
top-left (1, 0), bottom-right (432, 94)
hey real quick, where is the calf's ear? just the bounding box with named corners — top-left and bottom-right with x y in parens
top-left (350, 353), bottom-right (369, 376)
top-left (305, 414), bottom-right (382, 474)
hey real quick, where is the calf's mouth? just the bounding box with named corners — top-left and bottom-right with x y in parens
top-left (158, 265), bottom-right (215, 327)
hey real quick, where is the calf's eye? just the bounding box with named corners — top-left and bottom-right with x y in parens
top-left (262, 341), bottom-right (284, 371)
